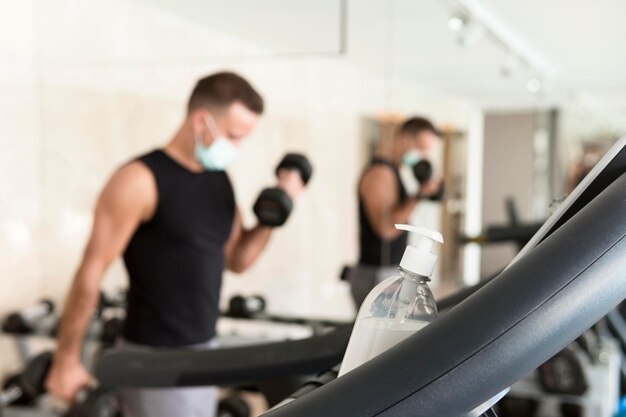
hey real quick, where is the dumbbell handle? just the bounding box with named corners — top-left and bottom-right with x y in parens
top-left (64, 387), bottom-right (119, 417)
top-left (74, 388), bottom-right (90, 404)
top-left (21, 301), bottom-right (54, 323)
top-left (0, 385), bottom-right (23, 406)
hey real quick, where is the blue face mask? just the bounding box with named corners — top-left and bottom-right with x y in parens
top-left (401, 149), bottom-right (421, 167)
top-left (195, 115), bottom-right (240, 171)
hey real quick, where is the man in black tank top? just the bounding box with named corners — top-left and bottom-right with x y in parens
top-left (46, 73), bottom-right (306, 417)
top-left (350, 117), bottom-right (441, 308)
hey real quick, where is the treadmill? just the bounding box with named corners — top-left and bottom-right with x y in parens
top-left (89, 135), bottom-right (626, 417)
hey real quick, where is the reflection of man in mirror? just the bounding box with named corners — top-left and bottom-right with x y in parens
top-left (566, 143), bottom-right (607, 192)
top-left (349, 117), bottom-right (442, 308)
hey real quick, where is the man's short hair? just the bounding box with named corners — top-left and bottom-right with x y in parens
top-left (188, 72), bottom-right (264, 115)
top-left (397, 117), bottom-right (439, 138)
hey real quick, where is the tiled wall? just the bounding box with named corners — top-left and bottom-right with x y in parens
top-left (0, 0), bottom-right (478, 376)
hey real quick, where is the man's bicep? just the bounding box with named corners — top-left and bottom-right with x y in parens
top-left (360, 168), bottom-right (396, 231)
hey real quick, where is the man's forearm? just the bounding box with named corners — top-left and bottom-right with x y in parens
top-left (380, 197), bottom-right (420, 239)
top-left (229, 225), bottom-right (272, 273)
top-left (55, 264), bottom-right (103, 363)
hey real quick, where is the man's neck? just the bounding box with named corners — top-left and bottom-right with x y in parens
top-left (164, 125), bottom-right (205, 173)
top-left (375, 147), bottom-right (402, 167)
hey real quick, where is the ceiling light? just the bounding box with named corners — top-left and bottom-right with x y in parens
top-left (526, 77), bottom-right (542, 94)
top-left (457, 21), bottom-right (486, 48)
top-left (448, 14), bottom-right (466, 32)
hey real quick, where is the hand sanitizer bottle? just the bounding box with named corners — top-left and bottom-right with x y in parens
top-left (339, 224), bottom-right (443, 377)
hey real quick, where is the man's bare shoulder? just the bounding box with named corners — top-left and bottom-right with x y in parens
top-left (99, 160), bottom-right (157, 217)
top-left (360, 164), bottom-right (396, 192)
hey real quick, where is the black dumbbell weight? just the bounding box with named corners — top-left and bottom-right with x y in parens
top-left (95, 290), bottom-right (126, 319)
top-left (253, 189), bottom-right (293, 227)
top-left (413, 160), bottom-right (433, 183)
top-left (538, 346), bottom-right (588, 395)
top-left (560, 403), bottom-right (584, 417)
top-left (253, 153), bottom-right (313, 227)
top-left (227, 295), bottom-right (267, 319)
top-left (412, 160), bottom-right (444, 201)
top-left (0, 351), bottom-right (52, 407)
top-left (100, 317), bottom-right (124, 348)
top-left (227, 296), bottom-right (248, 318)
top-left (64, 387), bottom-right (119, 417)
top-left (2, 299), bottom-right (55, 335)
top-left (497, 396), bottom-right (539, 417)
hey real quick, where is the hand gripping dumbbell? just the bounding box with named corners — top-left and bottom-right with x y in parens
top-left (412, 160), bottom-right (444, 201)
top-left (64, 387), bottom-right (119, 417)
top-left (253, 153), bottom-right (313, 227)
top-left (0, 351), bottom-right (118, 417)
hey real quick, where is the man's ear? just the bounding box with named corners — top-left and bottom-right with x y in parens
top-left (190, 109), bottom-right (209, 135)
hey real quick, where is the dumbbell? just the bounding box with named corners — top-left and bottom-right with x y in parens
top-left (560, 403), bottom-right (583, 417)
top-left (0, 351), bottom-right (52, 409)
top-left (100, 317), bottom-right (124, 348)
top-left (497, 396), bottom-right (539, 417)
top-left (0, 350), bottom-right (118, 417)
top-left (227, 295), bottom-right (267, 319)
top-left (538, 346), bottom-right (588, 395)
top-left (64, 387), bottom-right (119, 417)
top-left (2, 299), bottom-right (55, 335)
top-left (95, 290), bottom-right (126, 319)
top-left (412, 160), bottom-right (444, 201)
top-left (218, 396), bottom-right (250, 417)
top-left (253, 153), bottom-right (313, 227)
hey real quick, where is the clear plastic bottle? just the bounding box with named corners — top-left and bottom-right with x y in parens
top-left (339, 224), bottom-right (443, 377)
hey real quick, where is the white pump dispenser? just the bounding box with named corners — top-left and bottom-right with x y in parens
top-left (396, 224), bottom-right (444, 277)
top-left (338, 224), bottom-right (444, 377)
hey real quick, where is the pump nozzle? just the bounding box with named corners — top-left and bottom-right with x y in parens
top-left (395, 224), bottom-right (443, 244)
top-left (395, 224), bottom-right (444, 277)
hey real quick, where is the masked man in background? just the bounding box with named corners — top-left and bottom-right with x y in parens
top-left (349, 117), bottom-right (442, 308)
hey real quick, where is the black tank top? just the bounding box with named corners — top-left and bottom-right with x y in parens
top-left (122, 150), bottom-right (235, 347)
top-left (358, 158), bottom-right (409, 266)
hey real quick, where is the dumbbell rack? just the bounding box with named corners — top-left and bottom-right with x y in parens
top-left (503, 336), bottom-right (621, 417)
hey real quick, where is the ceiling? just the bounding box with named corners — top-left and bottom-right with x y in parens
top-left (46, 0), bottom-right (626, 123)
top-left (358, 0), bottom-right (626, 115)
top-left (147, 0), bottom-right (626, 115)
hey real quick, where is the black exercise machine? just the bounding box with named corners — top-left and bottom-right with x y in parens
top-left (6, 138), bottom-right (626, 417)
top-left (262, 136), bottom-right (626, 417)
top-left (67, 136), bottom-right (626, 417)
